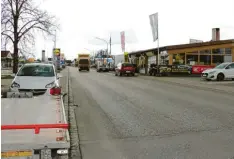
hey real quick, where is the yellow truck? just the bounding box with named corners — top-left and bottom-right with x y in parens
top-left (78, 54), bottom-right (90, 71)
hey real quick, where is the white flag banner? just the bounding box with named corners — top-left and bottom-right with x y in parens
top-left (149, 13), bottom-right (158, 42)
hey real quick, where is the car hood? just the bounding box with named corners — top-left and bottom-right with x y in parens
top-left (202, 68), bottom-right (220, 73)
top-left (13, 76), bottom-right (56, 89)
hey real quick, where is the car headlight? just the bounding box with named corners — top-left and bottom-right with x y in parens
top-left (209, 71), bottom-right (216, 75)
top-left (45, 81), bottom-right (56, 88)
top-left (11, 81), bottom-right (20, 88)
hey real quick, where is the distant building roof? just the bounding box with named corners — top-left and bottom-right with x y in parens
top-left (166, 39), bottom-right (234, 50)
top-left (1, 50), bottom-right (12, 58)
top-left (129, 46), bottom-right (167, 55)
top-left (129, 39), bottom-right (234, 55)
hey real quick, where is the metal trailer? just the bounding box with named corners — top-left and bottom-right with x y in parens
top-left (113, 54), bottom-right (124, 67)
top-left (96, 60), bottom-right (109, 72)
top-left (1, 92), bottom-right (70, 159)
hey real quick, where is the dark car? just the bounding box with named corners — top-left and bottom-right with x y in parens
top-left (115, 63), bottom-right (135, 76)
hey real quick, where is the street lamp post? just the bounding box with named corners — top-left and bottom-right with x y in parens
top-left (84, 48), bottom-right (95, 56)
top-left (95, 37), bottom-right (109, 55)
top-left (52, 30), bottom-right (57, 49)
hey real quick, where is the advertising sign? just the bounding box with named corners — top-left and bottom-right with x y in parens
top-left (124, 52), bottom-right (129, 62)
top-left (149, 12), bottom-right (158, 42)
top-left (60, 53), bottom-right (65, 65)
top-left (120, 31), bottom-right (125, 52)
top-left (189, 39), bottom-right (203, 44)
top-left (192, 65), bottom-right (215, 74)
top-left (53, 48), bottom-right (60, 69)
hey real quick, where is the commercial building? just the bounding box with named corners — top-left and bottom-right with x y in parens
top-left (167, 39), bottom-right (234, 66)
top-left (129, 37), bottom-right (234, 74)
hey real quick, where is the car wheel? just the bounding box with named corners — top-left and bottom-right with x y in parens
top-left (217, 73), bottom-right (224, 81)
top-left (87, 69), bottom-right (90, 71)
top-left (206, 79), bottom-right (211, 81)
top-left (79, 69), bottom-right (81, 71)
top-left (132, 73), bottom-right (135, 76)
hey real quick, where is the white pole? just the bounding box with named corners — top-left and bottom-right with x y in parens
top-left (157, 13), bottom-right (160, 66)
top-left (157, 39), bottom-right (160, 65)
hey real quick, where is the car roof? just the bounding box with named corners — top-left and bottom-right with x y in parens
top-left (220, 62), bottom-right (233, 65)
top-left (24, 63), bottom-right (54, 66)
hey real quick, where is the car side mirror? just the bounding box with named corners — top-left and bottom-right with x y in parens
top-left (226, 66), bottom-right (230, 69)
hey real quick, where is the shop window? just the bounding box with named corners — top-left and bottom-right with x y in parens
top-left (187, 51), bottom-right (199, 54)
top-left (172, 53), bottom-right (185, 65)
top-left (187, 55), bottom-right (198, 65)
top-left (212, 55), bottom-right (224, 65)
top-left (225, 48), bottom-right (232, 55)
top-left (200, 55), bottom-right (211, 65)
top-left (200, 49), bottom-right (211, 54)
top-left (212, 48), bottom-right (225, 54)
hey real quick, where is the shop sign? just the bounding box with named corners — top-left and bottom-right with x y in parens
top-left (146, 52), bottom-right (154, 56)
top-left (192, 65), bottom-right (215, 74)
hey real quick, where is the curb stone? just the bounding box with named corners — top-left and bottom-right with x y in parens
top-left (66, 68), bottom-right (82, 159)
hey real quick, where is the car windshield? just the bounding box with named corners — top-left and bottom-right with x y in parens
top-left (122, 63), bottom-right (133, 67)
top-left (17, 65), bottom-right (55, 77)
top-left (214, 63), bottom-right (230, 69)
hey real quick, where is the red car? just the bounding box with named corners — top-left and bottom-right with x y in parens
top-left (115, 63), bottom-right (135, 76)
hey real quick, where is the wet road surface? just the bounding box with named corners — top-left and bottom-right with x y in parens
top-left (69, 67), bottom-right (234, 159)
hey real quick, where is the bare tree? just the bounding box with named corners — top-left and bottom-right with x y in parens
top-left (1, 0), bottom-right (58, 73)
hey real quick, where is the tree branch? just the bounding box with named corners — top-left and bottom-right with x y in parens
top-left (1, 33), bottom-right (14, 43)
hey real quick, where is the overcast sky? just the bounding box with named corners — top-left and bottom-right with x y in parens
top-left (34, 0), bottom-right (234, 60)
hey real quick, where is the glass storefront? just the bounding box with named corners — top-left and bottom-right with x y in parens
top-left (172, 53), bottom-right (185, 65)
top-left (170, 47), bottom-right (233, 65)
top-left (186, 54), bottom-right (198, 65)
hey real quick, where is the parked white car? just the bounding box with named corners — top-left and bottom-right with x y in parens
top-left (201, 62), bottom-right (234, 81)
top-left (10, 63), bottom-right (62, 95)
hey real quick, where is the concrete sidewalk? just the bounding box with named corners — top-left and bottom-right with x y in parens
top-left (139, 76), bottom-right (234, 94)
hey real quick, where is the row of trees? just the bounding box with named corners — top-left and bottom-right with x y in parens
top-left (1, 0), bottom-right (58, 73)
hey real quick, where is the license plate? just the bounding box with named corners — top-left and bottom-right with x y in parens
top-left (1, 151), bottom-right (32, 158)
top-left (126, 71), bottom-right (130, 73)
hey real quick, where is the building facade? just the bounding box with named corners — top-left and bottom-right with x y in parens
top-left (129, 39), bottom-right (234, 74)
top-left (167, 39), bottom-right (234, 66)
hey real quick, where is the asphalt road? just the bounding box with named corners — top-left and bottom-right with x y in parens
top-left (69, 67), bottom-right (234, 159)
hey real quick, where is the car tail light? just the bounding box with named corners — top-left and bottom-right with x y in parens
top-left (50, 87), bottom-right (61, 95)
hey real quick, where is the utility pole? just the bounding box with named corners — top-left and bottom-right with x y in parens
top-left (109, 35), bottom-right (111, 55)
top-left (95, 37), bottom-right (108, 55)
top-left (54, 30), bottom-right (57, 48)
